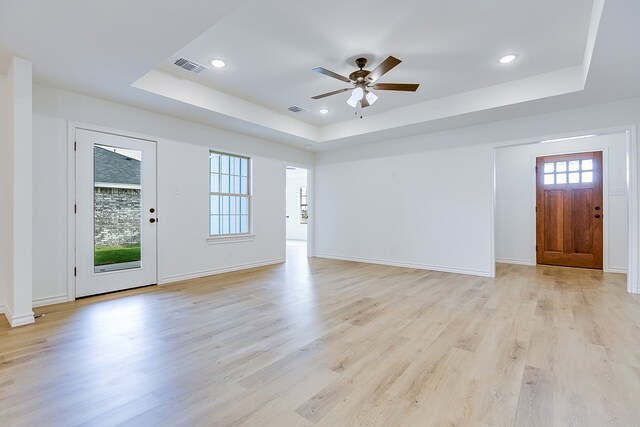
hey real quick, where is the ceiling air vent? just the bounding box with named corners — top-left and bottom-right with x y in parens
top-left (287, 106), bottom-right (306, 113)
top-left (174, 58), bottom-right (209, 74)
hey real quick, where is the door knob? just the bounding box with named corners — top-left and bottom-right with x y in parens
top-left (595, 206), bottom-right (601, 210)
top-left (594, 214), bottom-right (601, 219)
top-left (149, 218), bottom-right (157, 223)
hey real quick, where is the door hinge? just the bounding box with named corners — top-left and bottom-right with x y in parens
top-left (74, 267), bottom-right (77, 277)
top-left (74, 204), bottom-right (77, 214)
top-left (535, 206), bottom-right (537, 212)
top-left (535, 165), bottom-right (538, 173)
top-left (536, 245), bottom-right (538, 251)
top-left (74, 141), bottom-right (77, 151)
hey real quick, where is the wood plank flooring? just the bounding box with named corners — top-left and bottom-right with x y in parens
top-left (1, 250), bottom-right (639, 426)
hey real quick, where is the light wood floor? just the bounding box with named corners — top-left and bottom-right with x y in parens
top-left (1, 247), bottom-right (639, 426)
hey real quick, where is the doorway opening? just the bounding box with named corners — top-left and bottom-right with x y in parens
top-left (286, 166), bottom-right (309, 262)
top-left (494, 131), bottom-right (629, 276)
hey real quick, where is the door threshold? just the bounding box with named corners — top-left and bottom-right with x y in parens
top-left (76, 283), bottom-right (157, 300)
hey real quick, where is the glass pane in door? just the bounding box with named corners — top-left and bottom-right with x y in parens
top-left (94, 144), bottom-right (142, 273)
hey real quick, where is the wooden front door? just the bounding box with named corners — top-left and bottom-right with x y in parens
top-left (536, 151), bottom-right (603, 269)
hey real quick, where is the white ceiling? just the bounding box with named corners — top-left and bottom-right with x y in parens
top-left (1, 0), bottom-right (640, 151)
top-left (160, 0), bottom-right (592, 126)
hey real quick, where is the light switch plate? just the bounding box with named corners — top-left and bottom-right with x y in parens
top-left (610, 187), bottom-right (626, 196)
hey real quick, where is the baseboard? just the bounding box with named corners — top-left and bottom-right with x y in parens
top-left (604, 267), bottom-right (628, 274)
top-left (495, 258), bottom-right (628, 274)
top-left (159, 258), bottom-right (285, 285)
top-left (314, 253), bottom-right (493, 278)
top-left (495, 258), bottom-right (536, 266)
top-left (2, 305), bottom-right (35, 327)
top-left (33, 294), bottom-right (69, 308)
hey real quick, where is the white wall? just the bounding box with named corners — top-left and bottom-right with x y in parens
top-left (157, 143), bottom-right (288, 283)
top-left (32, 84), bottom-right (313, 303)
top-left (19, 87), bottom-right (640, 303)
top-left (315, 96), bottom-right (640, 284)
top-left (0, 74), bottom-right (8, 313)
top-left (315, 144), bottom-right (494, 276)
top-left (286, 168), bottom-right (308, 240)
top-left (495, 133), bottom-right (628, 272)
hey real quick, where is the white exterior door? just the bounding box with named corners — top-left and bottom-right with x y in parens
top-left (75, 128), bottom-right (157, 297)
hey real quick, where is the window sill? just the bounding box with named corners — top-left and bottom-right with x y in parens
top-left (207, 234), bottom-right (256, 245)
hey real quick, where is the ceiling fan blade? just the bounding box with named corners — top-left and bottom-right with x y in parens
top-left (367, 56), bottom-right (402, 82)
top-left (372, 83), bottom-right (419, 92)
top-left (311, 87), bottom-right (353, 100)
top-left (360, 95), bottom-right (370, 108)
top-left (312, 67), bottom-right (352, 83)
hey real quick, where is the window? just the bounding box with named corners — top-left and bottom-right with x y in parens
top-left (209, 151), bottom-right (250, 236)
top-left (542, 158), bottom-right (593, 185)
top-left (299, 186), bottom-right (308, 224)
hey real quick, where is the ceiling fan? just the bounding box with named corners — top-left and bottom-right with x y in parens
top-left (311, 56), bottom-right (419, 108)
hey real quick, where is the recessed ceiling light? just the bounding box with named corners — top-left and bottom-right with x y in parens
top-left (319, 108), bottom-right (329, 114)
top-left (211, 59), bottom-right (226, 68)
top-left (499, 54), bottom-right (518, 64)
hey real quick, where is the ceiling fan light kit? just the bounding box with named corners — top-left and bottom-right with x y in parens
top-left (312, 56), bottom-right (419, 108)
top-left (365, 90), bottom-right (378, 105)
top-left (347, 86), bottom-right (364, 107)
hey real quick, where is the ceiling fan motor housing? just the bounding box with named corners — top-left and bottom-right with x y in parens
top-left (349, 70), bottom-right (371, 83)
top-left (350, 58), bottom-right (371, 82)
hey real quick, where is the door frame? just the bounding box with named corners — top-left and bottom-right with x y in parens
top-left (284, 163), bottom-right (314, 257)
top-left (66, 122), bottom-right (159, 301)
top-left (491, 124), bottom-right (638, 294)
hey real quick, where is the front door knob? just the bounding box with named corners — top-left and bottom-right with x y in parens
top-left (149, 218), bottom-right (157, 223)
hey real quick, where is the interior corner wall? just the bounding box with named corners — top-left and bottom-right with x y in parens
top-left (0, 74), bottom-right (8, 314)
top-left (32, 84), bottom-right (313, 304)
top-left (286, 169), bottom-right (308, 240)
top-left (495, 133), bottom-right (628, 271)
top-left (315, 96), bottom-right (640, 280)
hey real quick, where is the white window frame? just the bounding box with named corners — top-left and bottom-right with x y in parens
top-left (208, 150), bottom-right (254, 244)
